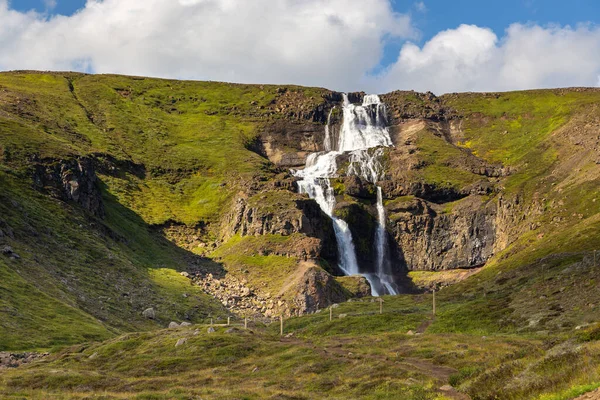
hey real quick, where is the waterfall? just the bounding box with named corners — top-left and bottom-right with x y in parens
top-left (294, 153), bottom-right (359, 276)
top-left (323, 107), bottom-right (334, 152)
top-left (292, 94), bottom-right (398, 296)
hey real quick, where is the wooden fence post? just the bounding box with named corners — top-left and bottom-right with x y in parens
top-left (227, 316), bottom-right (231, 326)
top-left (210, 318), bottom-right (213, 326)
top-left (280, 315), bottom-right (284, 336)
top-left (329, 306), bottom-right (333, 321)
top-left (379, 298), bottom-right (383, 314)
top-left (433, 289), bottom-right (436, 316)
top-left (244, 317), bottom-right (248, 330)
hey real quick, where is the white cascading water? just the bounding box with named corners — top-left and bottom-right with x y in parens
top-left (293, 94), bottom-right (398, 296)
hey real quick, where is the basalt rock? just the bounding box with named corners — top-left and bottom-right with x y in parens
top-left (290, 265), bottom-right (367, 314)
top-left (389, 196), bottom-right (497, 271)
top-left (381, 91), bottom-right (458, 122)
top-left (32, 157), bottom-right (104, 217)
top-left (257, 120), bottom-right (326, 167)
top-left (221, 190), bottom-right (338, 261)
top-left (292, 267), bottom-right (338, 312)
top-left (343, 175), bottom-right (377, 199)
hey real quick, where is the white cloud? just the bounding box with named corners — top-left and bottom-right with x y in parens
top-left (0, 1), bottom-right (599, 94)
top-left (0, 0), bottom-right (415, 91)
top-left (372, 23), bottom-right (600, 93)
top-left (414, 2), bottom-right (426, 13)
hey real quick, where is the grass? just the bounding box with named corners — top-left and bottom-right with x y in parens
top-left (0, 259), bottom-right (113, 351)
top-left (1, 298), bottom-right (598, 399)
top-left (0, 167), bottom-right (228, 351)
top-left (0, 71), bottom-right (328, 349)
top-left (413, 129), bottom-right (484, 191)
top-left (211, 234), bottom-right (301, 296)
top-left (2, 74), bottom-right (600, 398)
top-left (442, 89), bottom-right (600, 195)
top-left (0, 71), bottom-right (319, 227)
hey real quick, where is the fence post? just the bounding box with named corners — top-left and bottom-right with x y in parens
top-left (280, 315), bottom-right (284, 336)
top-left (433, 289), bottom-right (436, 316)
top-left (379, 298), bottom-right (383, 314)
top-left (244, 317), bottom-right (248, 330)
top-left (210, 318), bottom-right (213, 326)
top-left (227, 316), bottom-right (230, 326)
top-left (330, 306), bottom-right (333, 321)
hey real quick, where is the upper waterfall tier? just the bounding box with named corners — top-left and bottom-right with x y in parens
top-left (337, 94), bottom-right (392, 152)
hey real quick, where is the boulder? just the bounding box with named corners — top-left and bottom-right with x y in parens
top-left (207, 327), bottom-right (215, 333)
top-left (142, 308), bottom-right (155, 319)
top-left (180, 322), bottom-right (192, 327)
top-left (175, 338), bottom-right (187, 347)
top-left (168, 322), bottom-right (180, 329)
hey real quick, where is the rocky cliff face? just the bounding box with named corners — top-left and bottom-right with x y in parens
top-left (32, 157), bottom-right (105, 218)
top-left (388, 196), bottom-right (497, 271)
top-left (256, 89), bottom-right (527, 275)
top-left (220, 189), bottom-right (338, 262)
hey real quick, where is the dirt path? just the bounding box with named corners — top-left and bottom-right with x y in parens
top-left (574, 388), bottom-right (600, 400)
top-left (416, 317), bottom-right (434, 333)
top-left (279, 336), bottom-right (471, 400)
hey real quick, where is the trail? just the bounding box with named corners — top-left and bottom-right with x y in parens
top-left (279, 335), bottom-right (471, 400)
top-left (575, 388), bottom-right (600, 399)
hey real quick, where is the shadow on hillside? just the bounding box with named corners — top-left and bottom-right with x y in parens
top-left (97, 181), bottom-right (227, 279)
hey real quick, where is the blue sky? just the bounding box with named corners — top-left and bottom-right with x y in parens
top-left (11, 0), bottom-right (599, 72)
top-left (2, 0), bottom-right (600, 93)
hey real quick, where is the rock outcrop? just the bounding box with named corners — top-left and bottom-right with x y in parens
top-left (0, 352), bottom-right (47, 369)
top-left (32, 157), bottom-right (104, 217)
top-left (388, 196), bottom-right (497, 270)
top-left (291, 266), bottom-right (369, 313)
top-left (221, 190), bottom-right (338, 261)
top-left (192, 264), bottom-right (364, 317)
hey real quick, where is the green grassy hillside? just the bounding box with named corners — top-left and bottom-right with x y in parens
top-left (1, 297), bottom-right (599, 399)
top-left (0, 71), bottom-right (332, 349)
top-left (1, 72), bottom-right (600, 398)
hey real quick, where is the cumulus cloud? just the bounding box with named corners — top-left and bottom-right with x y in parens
top-left (0, 0), bottom-right (415, 91)
top-left (0, 0), bottom-right (599, 93)
top-left (373, 23), bottom-right (600, 93)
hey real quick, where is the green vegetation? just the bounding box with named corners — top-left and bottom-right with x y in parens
top-left (0, 259), bottom-right (113, 351)
top-left (2, 296), bottom-right (599, 399)
top-left (0, 167), bottom-right (228, 350)
top-left (212, 235), bottom-right (301, 296)
top-left (1, 73), bottom-right (600, 399)
top-left (0, 71), bottom-right (325, 349)
top-left (442, 89), bottom-right (600, 194)
top-left (414, 129), bottom-right (483, 191)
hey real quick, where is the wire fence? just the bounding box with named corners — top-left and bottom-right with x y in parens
top-left (176, 249), bottom-right (600, 335)
top-left (175, 294), bottom-right (438, 336)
